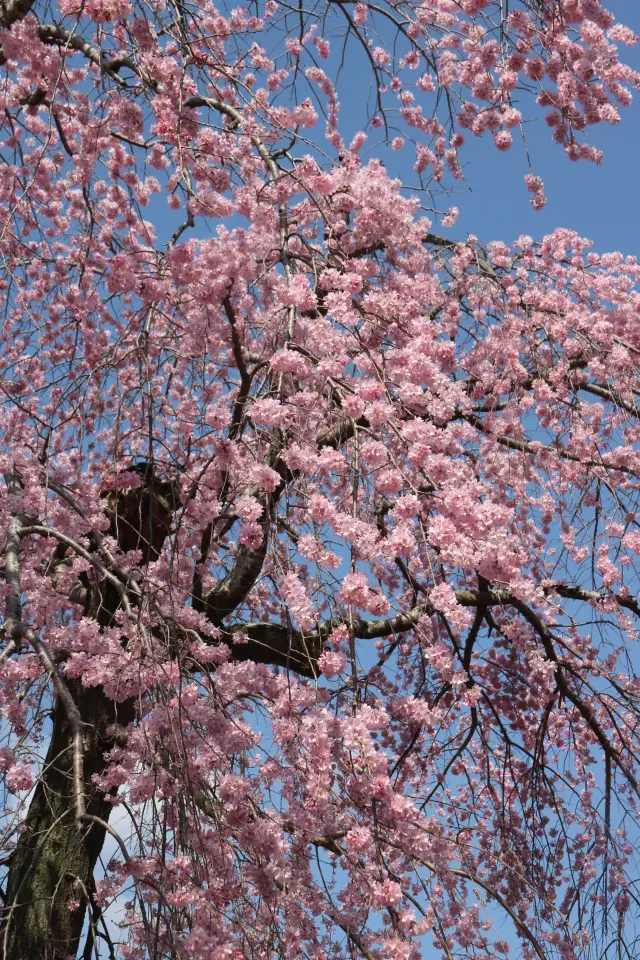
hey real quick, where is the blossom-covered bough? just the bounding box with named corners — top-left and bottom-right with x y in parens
top-left (0, 0), bottom-right (640, 957)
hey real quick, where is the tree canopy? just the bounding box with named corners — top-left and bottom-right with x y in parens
top-left (0, 1), bottom-right (640, 958)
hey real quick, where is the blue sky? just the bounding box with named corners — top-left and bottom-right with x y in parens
top-left (450, 3), bottom-right (640, 252)
top-left (334, 0), bottom-right (640, 254)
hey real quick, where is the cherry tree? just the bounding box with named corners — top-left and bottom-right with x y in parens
top-left (0, 0), bottom-right (640, 957)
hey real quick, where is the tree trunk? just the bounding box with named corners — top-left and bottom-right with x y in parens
top-left (1, 475), bottom-right (175, 958)
top-left (1, 681), bottom-right (133, 959)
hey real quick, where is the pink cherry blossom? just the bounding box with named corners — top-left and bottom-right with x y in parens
top-left (0, 2), bottom-right (638, 958)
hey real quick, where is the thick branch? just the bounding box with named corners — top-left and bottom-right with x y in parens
top-left (202, 415), bottom-right (369, 625)
top-left (219, 581), bottom-right (640, 678)
top-left (1, 0), bottom-right (35, 28)
top-left (36, 25), bottom-right (135, 86)
top-left (224, 622), bottom-right (322, 677)
top-left (464, 412), bottom-right (638, 476)
top-left (3, 515), bottom-right (23, 656)
top-left (551, 583), bottom-right (640, 617)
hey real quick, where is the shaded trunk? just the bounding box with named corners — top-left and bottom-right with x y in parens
top-left (2, 684), bottom-right (133, 958)
top-left (1, 680), bottom-right (133, 959)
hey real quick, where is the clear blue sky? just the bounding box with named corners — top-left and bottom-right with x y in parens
top-left (337, 0), bottom-right (640, 254)
top-left (452, 1), bottom-right (640, 251)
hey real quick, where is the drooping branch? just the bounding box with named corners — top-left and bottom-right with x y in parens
top-left (2, 475), bottom-right (86, 823)
top-left (506, 594), bottom-right (640, 796)
top-left (25, 628), bottom-right (86, 823)
top-left (463, 412), bottom-right (639, 476)
top-left (20, 524), bottom-right (135, 616)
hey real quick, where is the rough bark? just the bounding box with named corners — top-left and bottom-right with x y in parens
top-left (1, 683), bottom-right (134, 960)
